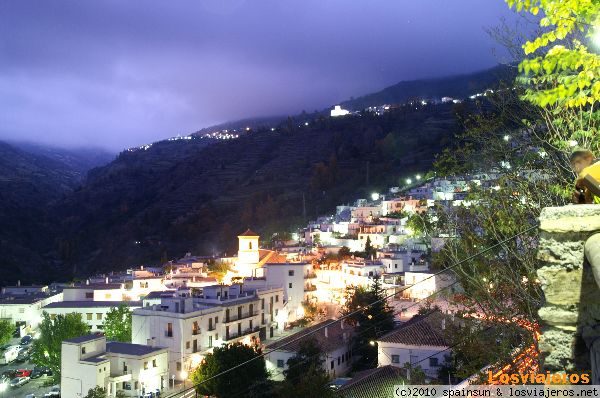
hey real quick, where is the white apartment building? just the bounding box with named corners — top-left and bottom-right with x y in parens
top-left (341, 260), bottom-right (384, 288)
top-left (62, 283), bottom-right (125, 302)
top-left (402, 271), bottom-right (456, 300)
top-left (379, 250), bottom-right (429, 274)
top-left (43, 301), bottom-right (142, 332)
top-left (131, 284), bottom-right (284, 380)
top-left (0, 290), bottom-right (63, 330)
top-left (244, 262), bottom-right (317, 323)
top-left (377, 312), bottom-right (449, 379)
top-left (266, 319), bottom-right (354, 380)
top-left (61, 334), bottom-right (168, 397)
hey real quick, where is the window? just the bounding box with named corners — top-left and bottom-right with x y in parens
top-left (134, 382), bottom-right (138, 391)
top-left (391, 355), bottom-right (400, 364)
top-left (277, 359), bottom-right (284, 368)
top-left (144, 361), bottom-right (148, 370)
top-left (193, 339), bottom-right (198, 353)
top-left (249, 320), bottom-right (253, 330)
top-left (153, 359), bottom-right (157, 368)
top-left (288, 283), bottom-right (292, 289)
top-left (97, 313), bottom-right (102, 320)
top-left (86, 313), bottom-right (93, 320)
top-left (85, 292), bottom-right (93, 299)
top-left (249, 242), bottom-right (253, 250)
top-left (429, 357), bottom-right (439, 367)
top-left (261, 313), bottom-right (265, 325)
top-left (123, 382), bottom-right (131, 390)
top-left (208, 335), bottom-right (213, 348)
top-left (18, 308), bottom-right (25, 314)
top-left (99, 368), bottom-right (102, 373)
top-left (275, 295), bottom-right (279, 302)
top-left (81, 347), bottom-right (86, 355)
top-left (288, 270), bottom-right (294, 276)
top-left (166, 322), bottom-right (173, 337)
top-left (186, 341), bottom-right (190, 349)
top-left (337, 357), bottom-right (341, 365)
top-left (105, 293), bottom-right (111, 300)
top-left (176, 362), bottom-right (182, 371)
top-left (261, 298), bottom-right (265, 309)
top-left (123, 362), bottom-right (128, 372)
top-left (331, 361), bottom-right (334, 370)
top-left (215, 316), bottom-right (218, 324)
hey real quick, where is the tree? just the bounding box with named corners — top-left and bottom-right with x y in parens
top-left (0, 320), bottom-right (13, 346)
top-left (190, 342), bottom-right (270, 398)
top-left (104, 304), bottom-right (132, 342)
top-left (340, 277), bottom-right (394, 370)
top-left (364, 236), bottom-right (376, 258)
top-left (284, 338), bottom-right (325, 383)
top-left (84, 386), bottom-right (107, 398)
top-left (31, 312), bottom-right (89, 382)
top-left (276, 371), bottom-right (336, 398)
top-left (338, 246), bottom-right (351, 259)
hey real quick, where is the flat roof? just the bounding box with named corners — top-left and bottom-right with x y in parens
top-left (106, 341), bottom-right (166, 356)
top-left (63, 283), bottom-right (123, 290)
top-left (44, 301), bottom-right (142, 309)
top-left (64, 334), bottom-right (104, 344)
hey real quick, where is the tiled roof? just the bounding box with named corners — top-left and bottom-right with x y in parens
top-left (338, 365), bottom-right (406, 398)
top-left (267, 319), bottom-right (352, 353)
top-left (239, 229), bottom-right (259, 237)
top-left (106, 341), bottom-right (166, 356)
top-left (378, 312), bottom-right (448, 347)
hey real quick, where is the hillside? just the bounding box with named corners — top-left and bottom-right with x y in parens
top-left (341, 64), bottom-right (516, 110)
top-left (54, 103), bottom-right (460, 277)
top-left (0, 142), bottom-right (113, 285)
top-left (0, 64), bottom-right (516, 284)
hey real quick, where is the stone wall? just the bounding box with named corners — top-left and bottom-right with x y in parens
top-left (537, 205), bottom-right (600, 372)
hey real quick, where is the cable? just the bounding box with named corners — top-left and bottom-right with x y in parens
top-left (167, 223), bottom-right (538, 397)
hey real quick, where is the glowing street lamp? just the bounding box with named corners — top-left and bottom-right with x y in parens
top-left (415, 174), bottom-right (421, 180)
top-left (371, 192), bottom-right (380, 201)
top-left (503, 135), bottom-right (511, 142)
top-left (405, 178), bottom-right (412, 185)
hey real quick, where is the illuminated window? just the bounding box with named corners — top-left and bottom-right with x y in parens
top-left (97, 313), bottom-right (102, 320)
top-left (86, 313), bottom-right (93, 320)
top-left (391, 355), bottom-right (400, 364)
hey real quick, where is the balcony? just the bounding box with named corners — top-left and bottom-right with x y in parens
top-left (192, 329), bottom-right (200, 336)
top-left (223, 310), bottom-right (259, 324)
top-left (224, 326), bottom-right (260, 342)
top-left (304, 272), bottom-right (317, 279)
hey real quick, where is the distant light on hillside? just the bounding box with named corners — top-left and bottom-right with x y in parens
top-left (371, 192), bottom-right (380, 201)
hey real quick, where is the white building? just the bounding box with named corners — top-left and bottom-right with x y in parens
top-left (62, 283), bottom-right (125, 302)
top-left (244, 262), bottom-right (317, 323)
top-left (377, 312), bottom-right (449, 379)
top-left (402, 271), bottom-right (456, 300)
top-left (43, 301), bottom-right (142, 332)
top-left (331, 105), bottom-right (350, 117)
top-left (0, 290), bottom-right (63, 331)
top-left (341, 260), bottom-right (384, 288)
top-left (265, 319), bottom-right (354, 380)
top-left (61, 334), bottom-right (168, 397)
top-left (131, 284), bottom-right (284, 380)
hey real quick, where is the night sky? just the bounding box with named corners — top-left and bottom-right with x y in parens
top-left (1, 1), bottom-right (520, 151)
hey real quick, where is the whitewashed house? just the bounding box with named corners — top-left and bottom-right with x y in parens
top-left (0, 289), bottom-right (62, 331)
top-left (61, 334), bottom-right (168, 397)
top-left (265, 319), bottom-right (354, 380)
top-left (377, 312), bottom-right (449, 379)
top-left (131, 284), bottom-right (284, 380)
top-left (43, 301), bottom-right (142, 331)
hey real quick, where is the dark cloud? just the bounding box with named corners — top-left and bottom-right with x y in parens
top-left (0, 0), bottom-right (520, 150)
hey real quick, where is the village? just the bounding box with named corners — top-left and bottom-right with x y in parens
top-left (0, 172), bottom-right (520, 398)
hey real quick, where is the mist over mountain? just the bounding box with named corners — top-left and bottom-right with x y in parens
top-left (0, 65), bottom-right (513, 285)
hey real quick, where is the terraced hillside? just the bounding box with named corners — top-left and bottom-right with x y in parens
top-left (54, 103), bottom-right (460, 277)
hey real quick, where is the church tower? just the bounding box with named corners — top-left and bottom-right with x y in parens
top-left (236, 229), bottom-right (260, 275)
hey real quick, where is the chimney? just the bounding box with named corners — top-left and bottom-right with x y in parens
top-left (17, 280), bottom-right (21, 287)
top-left (324, 327), bottom-right (328, 338)
top-left (146, 337), bottom-right (155, 347)
top-left (141, 265), bottom-right (144, 270)
top-left (86, 279), bottom-right (90, 285)
top-left (105, 277), bottom-right (109, 284)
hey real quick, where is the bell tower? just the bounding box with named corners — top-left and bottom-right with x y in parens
top-left (237, 229), bottom-right (260, 275)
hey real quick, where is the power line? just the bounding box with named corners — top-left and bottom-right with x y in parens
top-left (166, 223), bottom-right (537, 397)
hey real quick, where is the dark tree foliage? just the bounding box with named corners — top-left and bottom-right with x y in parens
top-left (190, 342), bottom-right (270, 398)
top-left (340, 277), bottom-right (394, 370)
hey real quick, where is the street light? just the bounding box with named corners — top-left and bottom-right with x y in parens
top-left (371, 192), bottom-right (380, 201)
top-left (416, 174), bottom-right (421, 180)
top-left (406, 178), bottom-right (412, 185)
